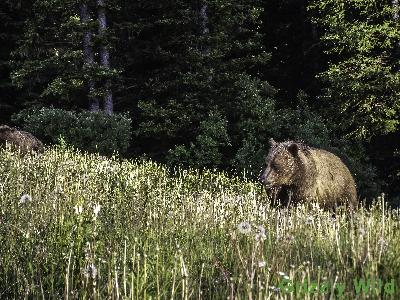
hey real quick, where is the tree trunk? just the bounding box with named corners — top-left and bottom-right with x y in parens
top-left (80, 2), bottom-right (99, 111)
top-left (393, 0), bottom-right (399, 21)
top-left (97, 0), bottom-right (113, 115)
top-left (200, 3), bottom-right (209, 35)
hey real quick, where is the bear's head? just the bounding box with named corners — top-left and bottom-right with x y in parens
top-left (260, 139), bottom-right (306, 188)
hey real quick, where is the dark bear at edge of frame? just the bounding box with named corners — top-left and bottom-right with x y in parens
top-left (0, 125), bottom-right (44, 154)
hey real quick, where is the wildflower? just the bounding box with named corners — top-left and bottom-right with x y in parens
top-left (283, 275), bottom-right (290, 280)
top-left (258, 261), bottom-right (266, 268)
top-left (269, 286), bottom-right (280, 293)
top-left (358, 227), bottom-right (366, 237)
top-left (278, 271), bottom-right (286, 276)
top-left (378, 238), bottom-right (388, 251)
top-left (237, 222), bottom-right (252, 234)
top-left (84, 263), bottom-right (97, 279)
top-left (74, 205), bottom-right (83, 215)
top-left (19, 194), bottom-right (32, 204)
top-left (255, 232), bottom-right (267, 241)
top-left (255, 225), bottom-right (267, 241)
top-left (93, 203), bottom-right (101, 219)
top-left (255, 225), bottom-right (266, 234)
top-left (305, 216), bottom-right (313, 225)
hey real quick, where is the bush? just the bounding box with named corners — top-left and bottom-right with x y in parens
top-left (166, 110), bottom-right (230, 168)
top-left (12, 108), bottom-right (132, 156)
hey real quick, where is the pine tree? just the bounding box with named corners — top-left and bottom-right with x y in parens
top-left (11, 0), bottom-right (118, 112)
top-left (80, 1), bottom-right (99, 111)
top-left (112, 0), bottom-right (277, 169)
top-left (0, 0), bottom-right (33, 122)
top-left (97, 0), bottom-right (113, 115)
top-left (309, 0), bottom-right (400, 139)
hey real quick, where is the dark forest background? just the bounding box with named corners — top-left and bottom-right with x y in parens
top-left (0, 0), bottom-right (399, 203)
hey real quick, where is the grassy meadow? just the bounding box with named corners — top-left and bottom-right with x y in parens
top-left (0, 146), bottom-right (399, 299)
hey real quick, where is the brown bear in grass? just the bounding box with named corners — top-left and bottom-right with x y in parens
top-left (0, 125), bottom-right (44, 153)
top-left (260, 139), bottom-right (357, 209)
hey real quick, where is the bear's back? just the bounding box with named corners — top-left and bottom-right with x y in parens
top-left (305, 148), bottom-right (357, 208)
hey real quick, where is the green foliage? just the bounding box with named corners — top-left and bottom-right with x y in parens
top-left (277, 91), bottom-right (331, 148)
top-left (0, 1), bottom-right (31, 122)
top-left (1, 0), bottom-right (398, 200)
top-left (121, 0), bottom-right (274, 171)
top-left (167, 110), bottom-right (230, 168)
top-left (10, 0), bottom-right (119, 109)
top-left (309, 0), bottom-right (400, 139)
top-left (0, 147), bottom-right (399, 298)
top-left (12, 108), bottom-right (131, 155)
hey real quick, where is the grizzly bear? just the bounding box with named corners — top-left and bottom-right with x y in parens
top-left (0, 125), bottom-right (44, 153)
top-left (260, 139), bottom-right (357, 209)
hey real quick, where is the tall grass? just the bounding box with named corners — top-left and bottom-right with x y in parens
top-left (0, 146), bottom-right (399, 299)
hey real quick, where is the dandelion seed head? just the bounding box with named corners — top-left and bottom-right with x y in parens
top-left (19, 194), bottom-right (32, 204)
top-left (237, 221), bottom-right (252, 234)
top-left (255, 225), bottom-right (265, 234)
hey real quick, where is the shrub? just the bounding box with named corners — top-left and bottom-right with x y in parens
top-left (166, 110), bottom-right (230, 168)
top-left (12, 108), bottom-right (132, 155)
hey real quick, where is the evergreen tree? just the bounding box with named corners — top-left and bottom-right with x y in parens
top-left (112, 0), bottom-right (277, 170)
top-left (80, 1), bottom-right (99, 111)
top-left (309, 0), bottom-right (400, 139)
top-left (11, 0), bottom-right (118, 112)
top-left (0, 0), bottom-right (32, 122)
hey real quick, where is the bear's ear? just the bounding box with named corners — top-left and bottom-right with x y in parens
top-left (269, 138), bottom-right (277, 147)
top-left (287, 143), bottom-right (299, 157)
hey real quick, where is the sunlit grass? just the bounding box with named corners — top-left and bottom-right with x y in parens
top-left (0, 145), bottom-right (399, 299)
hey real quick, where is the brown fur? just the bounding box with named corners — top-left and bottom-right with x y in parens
top-left (0, 125), bottom-right (44, 153)
top-left (260, 139), bottom-right (357, 209)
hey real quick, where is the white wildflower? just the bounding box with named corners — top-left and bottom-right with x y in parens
top-left (258, 261), bottom-right (266, 268)
top-left (90, 264), bottom-right (97, 279)
top-left (277, 271), bottom-right (286, 276)
top-left (19, 194), bottom-right (32, 204)
top-left (269, 286), bottom-right (280, 293)
top-left (237, 222), bottom-right (252, 234)
top-left (358, 227), bottom-right (366, 237)
top-left (255, 232), bottom-right (267, 241)
top-left (74, 205), bottom-right (83, 215)
top-left (255, 225), bottom-right (267, 241)
top-left (378, 238), bottom-right (388, 251)
top-left (84, 263), bottom-right (97, 279)
top-left (93, 203), bottom-right (101, 219)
